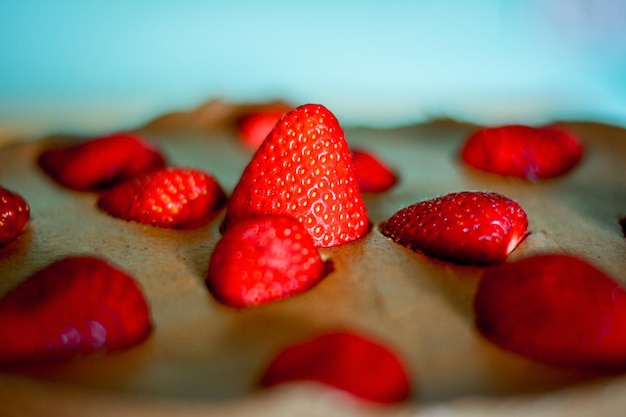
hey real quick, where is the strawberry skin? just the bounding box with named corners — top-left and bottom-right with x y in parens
top-left (224, 103), bottom-right (369, 248)
top-left (38, 132), bottom-right (166, 191)
top-left (98, 167), bottom-right (226, 229)
top-left (259, 331), bottom-right (411, 404)
top-left (382, 191), bottom-right (528, 265)
top-left (460, 125), bottom-right (583, 180)
top-left (351, 148), bottom-right (397, 193)
top-left (0, 256), bottom-right (152, 365)
top-left (0, 186), bottom-right (30, 246)
top-left (207, 215), bottom-right (327, 308)
top-left (236, 109), bottom-right (289, 149)
top-left (475, 254), bottom-right (626, 370)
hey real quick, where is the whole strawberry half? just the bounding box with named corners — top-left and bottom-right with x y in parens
top-left (460, 125), bottom-right (583, 180)
top-left (207, 215), bottom-right (327, 308)
top-left (259, 331), bottom-right (411, 404)
top-left (224, 104), bottom-right (369, 248)
top-left (0, 256), bottom-right (152, 365)
top-left (236, 108), bottom-right (289, 149)
top-left (0, 186), bottom-right (30, 246)
top-left (382, 191), bottom-right (528, 266)
top-left (475, 254), bottom-right (626, 370)
top-left (98, 167), bottom-right (226, 229)
top-left (38, 132), bottom-right (166, 191)
top-left (351, 148), bottom-right (397, 193)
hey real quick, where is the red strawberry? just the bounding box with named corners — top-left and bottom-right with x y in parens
top-left (38, 132), bottom-right (166, 191)
top-left (259, 331), bottom-right (411, 404)
top-left (351, 148), bottom-right (397, 193)
top-left (460, 125), bottom-right (583, 180)
top-left (207, 215), bottom-right (327, 308)
top-left (98, 167), bottom-right (226, 229)
top-left (382, 191), bottom-right (528, 265)
top-left (0, 186), bottom-right (30, 246)
top-left (474, 254), bottom-right (626, 370)
top-left (236, 109), bottom-right (289, 149)
top-left (0, 256), bottom-right (152, 365)
top-left (224, 103), bottom-right (369, 248)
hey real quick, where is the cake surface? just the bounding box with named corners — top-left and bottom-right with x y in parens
top-left (1, 100), bottom-right (626, 416)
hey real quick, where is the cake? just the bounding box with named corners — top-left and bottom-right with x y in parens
top-left (0, 99), bottom-right (625, 416)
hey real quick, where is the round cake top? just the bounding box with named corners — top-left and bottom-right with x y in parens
top-left (1, 100), bottom-right (626, 416)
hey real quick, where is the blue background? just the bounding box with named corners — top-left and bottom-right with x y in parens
top-left (1, 0), bottom-right (625, 140)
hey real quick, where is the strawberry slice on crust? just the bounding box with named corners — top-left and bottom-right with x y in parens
top-left (207, 215), bottom-right (328, 308)
top-left (259, 330), bottom-right (411, 404)
top-left (351, 148), bottom-right (398, 193)
top-left (0, 185), bottom-right (30, 246)
top-left (236, 108), bottom-right (290, 149)
top-left (98, 167), bottom-right (226, 229)
top-left (38, 132), bottom-right (166, 191)
top-left (475, 254), bottom-right (626, 370)
top-left (382, 191), bottom-right (528, 266)
top-left (0, 256), bottom-right (152, 365)
top-left (460, 125), bottom-right (583, 180)
top-left (224, 103), bottom-right (369, 248)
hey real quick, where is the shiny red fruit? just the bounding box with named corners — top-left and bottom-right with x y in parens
top-left (260, 331), bottom-right (411, 404)
top-left (0, 186), bottom-right (30, 246)
top-left (224, 103), bottom-right (369, 248)
top-left (38, 132), bottom-right (166, 191)
top-left (382, 191), bottom-right (528, 265)
top-left (351, 148), bottom-right (397, 193)
top-left (0, 256), bottom-right (152, 365)
top-left (461, 125), bottom-right (582, 180)
top-left (207, 215), bottom-right (327, 308)
top-left (475, 254), bottom-right (626, 370)
top-left (98, 167), bottom-right (226, 229)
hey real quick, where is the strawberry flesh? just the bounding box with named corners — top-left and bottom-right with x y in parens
top-left (207, 215), bottom-right (327, 308)
top-left (0, 256), bottom-right (152, 365)
top-left (382, 191), bottom-right (528, 265)
top-left (98, 167), bottom-right (226, 229)
top-left (0, 186), bottom-right (30, 246)
top-left (460, 125), bottom-right (583, 180)
top-left (351, 148), bottom-right (397, 193)
top-left (474, 254), bottom-right (626, 370)
top-left (224, 103), bottom-right (369, 248)
top-left (38, 132), bottom-right (166, 191)
top-left (259, 331), bottom-right (411, 404)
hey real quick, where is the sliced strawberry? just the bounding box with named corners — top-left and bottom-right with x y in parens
top-left (460, 125), bottom-right (583, 180)
top-left (474, 254), bottom-right (626, 370)
top-left (236, 109), bottom-right (289, 149)
top-left (98, 167), bottom-right (226, 229)
top-left (38, 132), bottom-right (166, 191)
top-left (351, 148), bottom-right (397, 193)
top-left (224, 103), bottom-right (369, 248)
top-left (0, 186), bottom-right (30, 246)
top-left (259, 331), bottom-right (411, 404)
top-left (207, 215), bottom-right (327, 308)
top-left (382, 191), bottom-right (528, 265)
top-left (0, 256), bottom-right (152, 365)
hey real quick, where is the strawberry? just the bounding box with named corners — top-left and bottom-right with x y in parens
top-left (98, 167), bottom-right (226, 229)
top-left (0, 256), bottom-right (152, 365)
top-left (382, 191), bottom-right (528, 265)
top-left (259, 330), bottom-right (411, 404)
top-left (38, 132), bottom-right (166, 191)
top-left (460, 125), bottom-right (583, 180)
top-left (236, 109), bottom-right (289, 149)
top-left (351, 148), bottom-right (397, 193)
top-left (207, 215), bottom-right (327, 308)
top-left (474, 254), bottom-right (626, 370)
top-left (224, 103), bottom-right (369, 248)
top-left (0, 186), bottom-right (30, 246)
